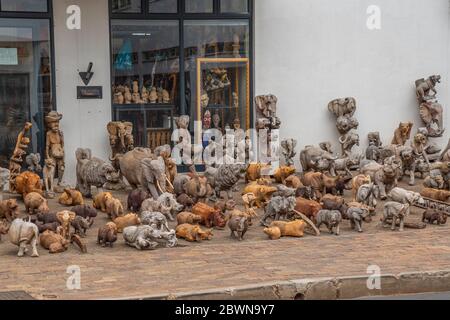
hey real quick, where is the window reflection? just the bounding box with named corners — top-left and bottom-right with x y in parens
top-left (148, 0), bottom-right (177, 13)
top-left (185, 0), bottom-right (213, 13)
top-left (1, 0), bottom-right (48, 12)
top-left (111, 0), bottom-right (142, 13)
top-left (221, 0), bottom-right (248, 13)
top-left (184, 20), bottom-right (249, 137)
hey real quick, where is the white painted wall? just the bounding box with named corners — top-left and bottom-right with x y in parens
top-left (255, 0), bottom-right (450, 170)
top-left (53, 0), bottom-right (112, 185)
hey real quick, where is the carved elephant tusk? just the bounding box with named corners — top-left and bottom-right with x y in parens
top-left (156, 180), bottom-right (164, 195)
top-left (292, 209), bottom-right (321, 236)
top-left (166, 177), bottom-right (174, 193)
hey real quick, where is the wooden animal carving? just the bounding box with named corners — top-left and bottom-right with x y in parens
top-left (392, 122), bottom-right (413, 145)
top-left (15, 171), bottom-right (43, 197)
top-left (56, 210), bottom-right (76, 240)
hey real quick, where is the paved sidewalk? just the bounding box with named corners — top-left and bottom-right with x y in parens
top-left (1, 222), bottom-right (450, 299)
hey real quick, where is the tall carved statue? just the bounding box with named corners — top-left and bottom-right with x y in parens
top-left (45, 111), bottom-right (65, 189)
top-left (255, 95), bottom-right (281, 166)
top-left (8, 122), bottom-right (32, 193)
top-left (328, 97), bottom-right (359, 157)
top-left (415, 75), bottom-right (445, 137)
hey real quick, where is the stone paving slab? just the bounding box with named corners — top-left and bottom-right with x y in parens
top-left (1, 179), bottom-right (449, 300)
top-left (1, 224), bottom-right (450, 300)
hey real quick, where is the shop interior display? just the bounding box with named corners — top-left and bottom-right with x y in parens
top-left (197, 58), bottom-right (250, 152)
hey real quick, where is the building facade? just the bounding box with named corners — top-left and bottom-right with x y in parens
top-left (0, 0), bottom-right (449, 184)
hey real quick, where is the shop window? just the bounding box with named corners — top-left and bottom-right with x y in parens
top-left (111, 0), bottom-right (142, 13)
top-left (111, 20), bottom-right (179, 148)
top-left (109, 1), bottom-right (253, 152)
top-left (0, 18), bottom-right (53, 168)
top-left (0, 0), bottom-right (48, 12)
top-left (184, 20), bottom-right (250, 139)
top-left (185, 0), bottom-right (213, 13)
top-left (220, 0), bottom-right (248, 13)
top-left (148, 0), bottom-right (177, 13)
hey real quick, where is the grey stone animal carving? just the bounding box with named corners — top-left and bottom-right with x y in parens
top-left (339, 131), bottom-right (360, 158)
top-left (71, 216), bottom-right (90, 237)
top-left (356, 183), bottom-right (380, 209)
top-left (123, 225), bottom-right (177, 250)
top-left (205, 163), bottom-right (247, 200)
top-left (9, 218), bottom-right (39, 257)
top-left (328, 97), bottom-right (358, 135)
top-left (140, 211), bottom-right (170, 232)
top-left (334, 154), bottom-right (363, 176)
top-left (228, 216), bottom-right (249, 241)
top-left (344, 207), bottom-right (370, 232)
top-left (383, 202), bottom-right (409, 231)
top-left (335, 116), bottom-right (359, 135)
top-left (110, 147), bottom-right (152, 186)
top-left (254, 94), bottom-right (281, 130)
top-left (360, 158), bottom-right (402, 199)
top-left (299, 145), bottom-right (337, 174)
top-left (173, 174), bottom-right (212, 202)
top-left (0, 167), bottom-right (9, 192)
top-left (75, 148), bottom-right (121, 197)
top-left (368, 132), bottom-right (382, 147)
top-left (328, 97), bottom-right (356, 118)
top-left (140, 193), bottom-right (183, 221)
top-left (423, 169), bottom-right (445, 189)
top-left (140, 156), bottom-right (170, 200)
top-left (398, 146), bottom-right (424, 186)
top-left (366, 132), bottom-right (385, 163)
top-left (316, 210), bottom-right (342, 235)
top-left (366, 142), bottom-right (382, 163)
top-left (388, 187), bottom-right (425, 215)
top-left (415, 75), bottom-right (445, 137)
top-left (260, 194), bottom-right (297, 227)
top-left (281, 139), bottom-right (297, 166)
top-left (26, 153), bottom-right (42, 173)
top-left (416, 75), bottom-right (441, 102)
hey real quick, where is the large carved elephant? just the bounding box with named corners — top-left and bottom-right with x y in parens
top-left (299, 145), bottom-right (338, 175)
top-left (111, 147), bottom-right (153, 187)
top-left (9, 218), bottom-right (39, 257)
top-left (75, 148), bottom-right (121, 197)
top-left (107, 121), bottom-right (134, 167)
top-left (141, 157), bottom-right (172, 200)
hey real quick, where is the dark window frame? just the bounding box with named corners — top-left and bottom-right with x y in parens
top-left (0, 0), bottom-right (56, 162)
top-left (109, 0), bottom-right (254, 131)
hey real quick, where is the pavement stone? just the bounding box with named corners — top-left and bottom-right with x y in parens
top-left (0, 179), bottom-right (450, 299)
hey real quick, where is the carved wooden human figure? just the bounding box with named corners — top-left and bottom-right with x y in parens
top-left (9, 122), bottom-right (32, 193)
top-left (45, 111), bottom-right (65, 188)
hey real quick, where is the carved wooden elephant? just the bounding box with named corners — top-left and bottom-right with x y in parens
top-left (299, 145), bottom-right (337, 175)
top-left (111, 148), bottom-right (152, 187)
top-left (383, 202), bottom-right (409, 232)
